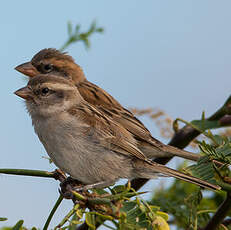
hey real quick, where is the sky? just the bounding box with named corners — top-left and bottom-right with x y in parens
top-left (0, 0), bottom-right (231, 229)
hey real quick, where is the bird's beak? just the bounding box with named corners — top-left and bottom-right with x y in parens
top-left (15, 62), bottom-right (39, 78)
top-left (14, 86), bottom-right (33, 100)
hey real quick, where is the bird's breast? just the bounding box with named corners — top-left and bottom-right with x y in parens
top-left (32, 113), bottom-right (132, 184)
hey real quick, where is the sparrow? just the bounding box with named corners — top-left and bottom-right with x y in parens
top-left (14, 74), bottom-right (219, 190)
top-left (15, 48), bottom-right (199, 162)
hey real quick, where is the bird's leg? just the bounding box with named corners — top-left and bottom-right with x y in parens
top-left (74, 180), bottom-right (115, 192)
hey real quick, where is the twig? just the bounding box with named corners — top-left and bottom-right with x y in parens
top-left (0, 168), bottom-right (67, 182)
top-left (203, 193), bottom-right (231, 230)
top-left (0, 168), bottom-right (55, 178)
top-left (43, 194), bottom-right (64, 230)
top-left (60, 21), bottom-right (104, 51)
top-left (55, 206), bottom-right (76, 229)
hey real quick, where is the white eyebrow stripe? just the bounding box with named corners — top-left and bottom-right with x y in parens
top-left (40, 82), bottom-right (74, 91)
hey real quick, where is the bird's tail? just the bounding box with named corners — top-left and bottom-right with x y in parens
top-left (135, 160), bottom-right (220, 190)
top-left (141, 141), bottom-right (200, 162)
top-left (161, 144), bottom-right (200, 161)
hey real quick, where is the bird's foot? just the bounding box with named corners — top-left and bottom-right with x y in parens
top-left (59, 177), bottom-right (83, 199)
top-left (59, 179), bottom-right (115, 199)
top-left (52, 169), bottom-right (67, 183)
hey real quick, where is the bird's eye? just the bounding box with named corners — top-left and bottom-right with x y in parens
top-left (41, 87), bottom-right (50, 95)
top-left (43, 64), bottom-right (53, 73)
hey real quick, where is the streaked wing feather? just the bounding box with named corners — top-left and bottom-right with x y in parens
top-left (68, 103), bottom-right (148, 161)
top-left (77, 80), bottom-right (155, 142)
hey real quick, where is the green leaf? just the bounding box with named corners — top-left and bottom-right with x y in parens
top-left (67, 21), bottom-right (72, 36)
top-left (186, 157), bottom-right (217, 184)
top-left (111, 185), bottom-right (127, 194)
top-left (185, 189), bottom-right (202, 229)
top-left (83, 39), bottom-right (90, 49)
top-left (0, 218), bottom-right (7, 221)
top-left (68, 213), bottom-right (82, 230)
top-left (156, 211), bottom-right (168, 221)
top-left (191, 120), bottom-right (220, 131)
top-left (96, 28), bottom-right (104, 33)
top-left (88, 20), bottom-right (96, 34)
top-left (92, 188), bottom-right (109, 195)
top-left (90, 212), bottom-right (113, 221)
top-left (121, 201), bottom-right (137, 212)
top-left (76, 209), bottom-right (83, 219)
top-left (75, 24), bottom-right (80, 33)
top-left (199, 138), bottom-right (231, 164)
top-left (12, 220), bottom-right (24, 230)
top-left (153, 216), bottom-right (170, 230)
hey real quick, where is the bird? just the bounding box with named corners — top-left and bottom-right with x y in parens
top-left (15, 48), bottom-right (200, 162)
top-left (14, 74), bottom-right (219, 191)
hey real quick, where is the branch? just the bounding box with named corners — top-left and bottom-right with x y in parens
top-left (203, 193), bottom-right (231, 230)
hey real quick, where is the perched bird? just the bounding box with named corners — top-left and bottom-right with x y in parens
top-left (15, 48), bottom-right (199, 161)
top-left (14, 74), bottom-right (219, 190)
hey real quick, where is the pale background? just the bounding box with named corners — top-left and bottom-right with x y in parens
top-left (0, 0), bottom-right (230, 229)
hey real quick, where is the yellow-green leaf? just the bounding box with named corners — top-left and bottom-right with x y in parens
top-left (85, 213), bottom-right (96, 230)
top-left (153, 216), bottom-right (170, 230)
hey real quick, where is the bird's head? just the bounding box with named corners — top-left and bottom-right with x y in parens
top-left (14, 74), bottom-right (82, 117)
top-left (15, 48), bottom-right (86, 83)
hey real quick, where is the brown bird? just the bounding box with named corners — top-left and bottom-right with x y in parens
top-left (14, 74), bottom-right (219, 190)
top-left (15, 48), bottom-right (199, 162)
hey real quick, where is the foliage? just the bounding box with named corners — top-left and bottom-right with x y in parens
top-left (0, 184), bottom-right (170, 230)
top-left (59, 184), bottom-right (170, 230)
top-left (151, 178), bottom-right (228, 230)
top-left (60, 21), bottom-right (104, 51)
top-left (151, 133), bottom-right (231, 230)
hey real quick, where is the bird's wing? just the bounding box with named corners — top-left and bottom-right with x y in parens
top-left (77, 80), bottom-right (154, 141)
top-left (68, 103), bottom-right (148, 162)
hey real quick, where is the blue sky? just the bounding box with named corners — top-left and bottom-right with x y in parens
top-left (0, 0), bottom-right (230, 229)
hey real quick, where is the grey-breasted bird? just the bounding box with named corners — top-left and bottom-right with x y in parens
top-left (14, 74), bottom-right (219, 190)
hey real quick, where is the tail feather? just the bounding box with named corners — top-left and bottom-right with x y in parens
top-left (140, 161), bottom-right (220, 190)
top-left (161, 145), bottom-right (200, 161)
